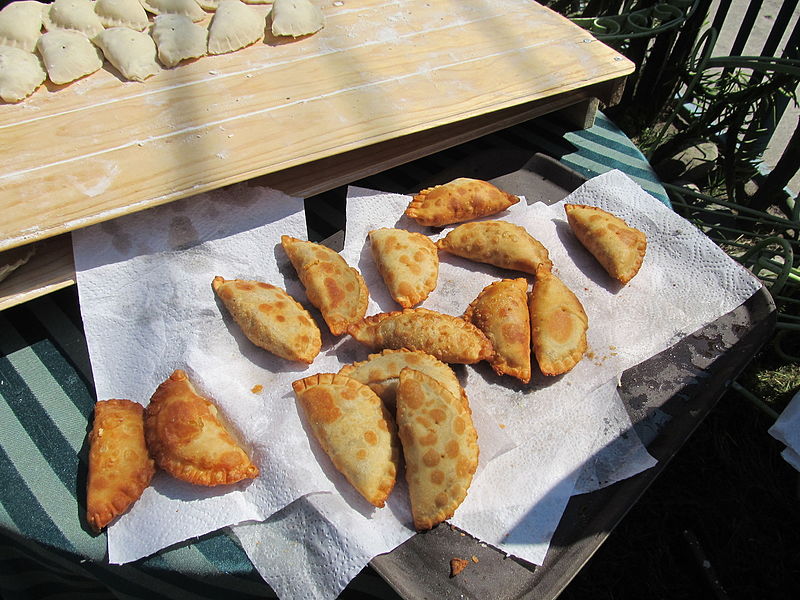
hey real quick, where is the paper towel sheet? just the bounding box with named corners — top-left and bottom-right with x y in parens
top-left (768, 390), bottom-right (800, 473)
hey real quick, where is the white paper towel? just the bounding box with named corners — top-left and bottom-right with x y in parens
top-left (768, 389), bottom-right (800, 472)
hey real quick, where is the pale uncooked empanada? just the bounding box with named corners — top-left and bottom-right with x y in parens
top-left (338, 348), bottom-right (464, 409)
top-left (270, 0), bottom-right (325, 38)
top-left (293, 373), bottom-right (400, 508)
top-left (196, 0), bottom-right (220, 10)
top-left (529, 266), bottom-right (588, 376)
top-left (0, 46), bottom-right (46, 102)
top-left (86, 399), bottom-right (156, 531)
top-left (406, 178), bottom-right (520, 227)
top-left (436, 220), bottom-right (553, 275)
top-left (95, 27), bottom-right (160, 81)
top-left (208, 0), bottom-right (265, 54)
top-left (152, 14), bottom-right (208, 67)
top-left (565, 204), bottom-right (647, 284)
top-left (212, 276), bottom-right (322, 364)
top-left (94, 0), bottom-right (150, 31)
top-left (37, 29), bottom-right (104, 85)
top-left (281, 235), bottom-right (369, 336)
top-left (464, 278), bottom-right (531, 383)
top-left (43, 0), bottom-right (105, 39)
top-left (0, 1), bottom-right (45, 52)
top-left (348, 308), bottom-right (493, 365)
top-left (396, 368), bottom-right (478, 530)
top-left (369, 227), bottom-right (438, 308)
top-left (144, 370), bottom-right (260, 486)
top-left (140, 0), bottom-right (207, 22)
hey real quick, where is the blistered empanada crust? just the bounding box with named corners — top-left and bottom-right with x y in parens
top-left (281, 235), bottom-right (369, 336)
top-left (405, 177), bottom-right (520, 227)
top-left (436, 220), bottom-right (553, 275)
top-left (529, 267), bottom-right (588, 376)
top-left (87, 399), bottom-right (155, 531)
top-left (213, 276), bottom-right (322, 364)
top-left (144, 370), bottom-right (259, 486)
top-left (464, 278), bottom-right (531, 383)
top-left (347, 308), bottom-right (493, 365)
top-left (369, 227), bottom-right (439, 308)
top-left (292, 373), bottom-right (400, 507)
top-left (565, 204), bottom-right (647, 284)
top-left (396, 368), bottom-right (478, 530)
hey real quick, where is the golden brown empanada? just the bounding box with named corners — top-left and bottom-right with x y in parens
top-left (529, 266), bottom-right (588, 376)
top-left (212, 276), bottom-right (321, 364)
top-left (347, 308), bottom-right (493, 365)
top-left (292, 373), bottom-right (400, 508)
top-left (396, 368), bottom-right (479, 530)
top-left (564, 204), bottom-right (647, 284)
top-left (369, 227), bottom-right (439, 308)
top-left (338, 348), bottom-right (464, 409)
top-left (87, 399), bottom-right (155, 531)
top-left (281, 235), bottom-right (369, 336)
top-left (144, 370), bottom-right (259, 486)
top-left (463, 278), bottom-right (531, 383)
top-left (436, 220), bottom-right (553, 275)
top-left (405, 178), bottom-right (520, 227)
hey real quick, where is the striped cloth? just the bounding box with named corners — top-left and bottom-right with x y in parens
top-left (0, 112), bottom-right (665, 599)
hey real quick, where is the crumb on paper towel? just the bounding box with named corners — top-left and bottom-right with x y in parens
top-left (450, 557), bottom-right (469, 577)
top-left (471, 555), bottom-right (479, 563)
top-left (251, 384), bottom-right (263, 394)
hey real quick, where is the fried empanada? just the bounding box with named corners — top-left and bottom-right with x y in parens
top-left (369, 227), bottom-right (439, 308)
top-left (348, 308), bottom-right (493, 365)
top-left (212, 276), bottom-right (322, 364)
top-left (87, 399), bottom-right (155, 531)
top-left (292, 373), bottom-right (400, 508)
top-left (436, 220), bottom-right (553, 275)
top-left (529, 266), bottom-right (588, 376)
top-left (144, 370), bottom-right (259, 486)
top-left (405, 178), bottom-right (520, 227)
top-left (396, 368), bottom-right (478, 530)
top-left (338, 348), bottom-right (464, 410)
top-left (564, 204), bottom-right (647, 284)
top-left (281, 235), bottom-right (369, 336)
top-left (463, 278), bottom-right (531, 383)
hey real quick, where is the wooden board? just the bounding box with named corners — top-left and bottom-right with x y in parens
top-left (0, 0), bottom-right (632, 253)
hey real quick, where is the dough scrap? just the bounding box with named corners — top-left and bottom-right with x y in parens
top-left (151, 13), bottom-right (208, 67)
top-left (37, 29), bottom-right (104, 85)
top-left (144, 370), bottom-right (260, 486)
top-left (140, 0), bottom-right (207, 22)
top-left (293, 373), bottom-right (400, 507)
top-left (0, 45), bottom-right (46, 102)
top-left (270, 0), bottom-right (324, 38)
top-left (43, 0), bottom-right (105, 39)
top-left (208, 0), bottom-right (265, 54)
top-left (94, 0), bottom-right (150, 31)
top-left (95, 27), bottom-right (160, 81)
top-left (464, 278), bottom-right (531, 383)
top-left (396, 368), bottom-right (478, 530)
top-left (406, 177), bottom-right (520, 227)
top-left (436, 220), bottom-right (553, 275)
top-left (86, 399), bottom-right (155, 531)
top-left (369, 227), bottom-right (439, 308)
top-left (0, 1), bottom-right (46, 52)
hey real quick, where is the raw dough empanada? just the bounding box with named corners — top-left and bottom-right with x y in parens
top-left (0, 1), bottom-right (45, 52)
top-left (144, 370), bottom-right (260, 486)
top-left (208, 0), bottom-right (265, 54)
top-left (369, 227), bottom-right (438, 308)
top-left (564, 204), bottom-right (647, 284)
top-left (348, 308), bottom-right (493, 365)
top-left (140, 0), bottom-right (207, 22)
top-left (293, 373), bottom-right (400, 508)
top-left (396, 368), bottom-right (478, 530)
top-left (270, 0), bottom-right (325, 38)
top-left (213, 276), bottom-right (321, 363)
top-left (86, 399), bottom-right (155, 531)
top-left (43, 0), bottom-right (105, 39)
top-left (37, 29), bottom-right (104, 85)
top-left (281, 235), bottom-right (369, 336)
top-left (529, 266), bottom-right (588, 376)
top-left (338, 348), bottom-right (464, 410)
top-left (95, 27), bottom-right (160, 81)
top-left (436, 220), bottom-right (553, 275)
top-left (406, 178), bottom-right (520, 227)
top-left (196, 0), bottom-right (220, 10)
top-left (464, 278), bottom-right (531, 383)
top-left (152, 14), bottom-right (208, 67)
top-left (94, 0), bottom-right (150, 31)
top-left (0, 46), bottom-right (46, 102)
